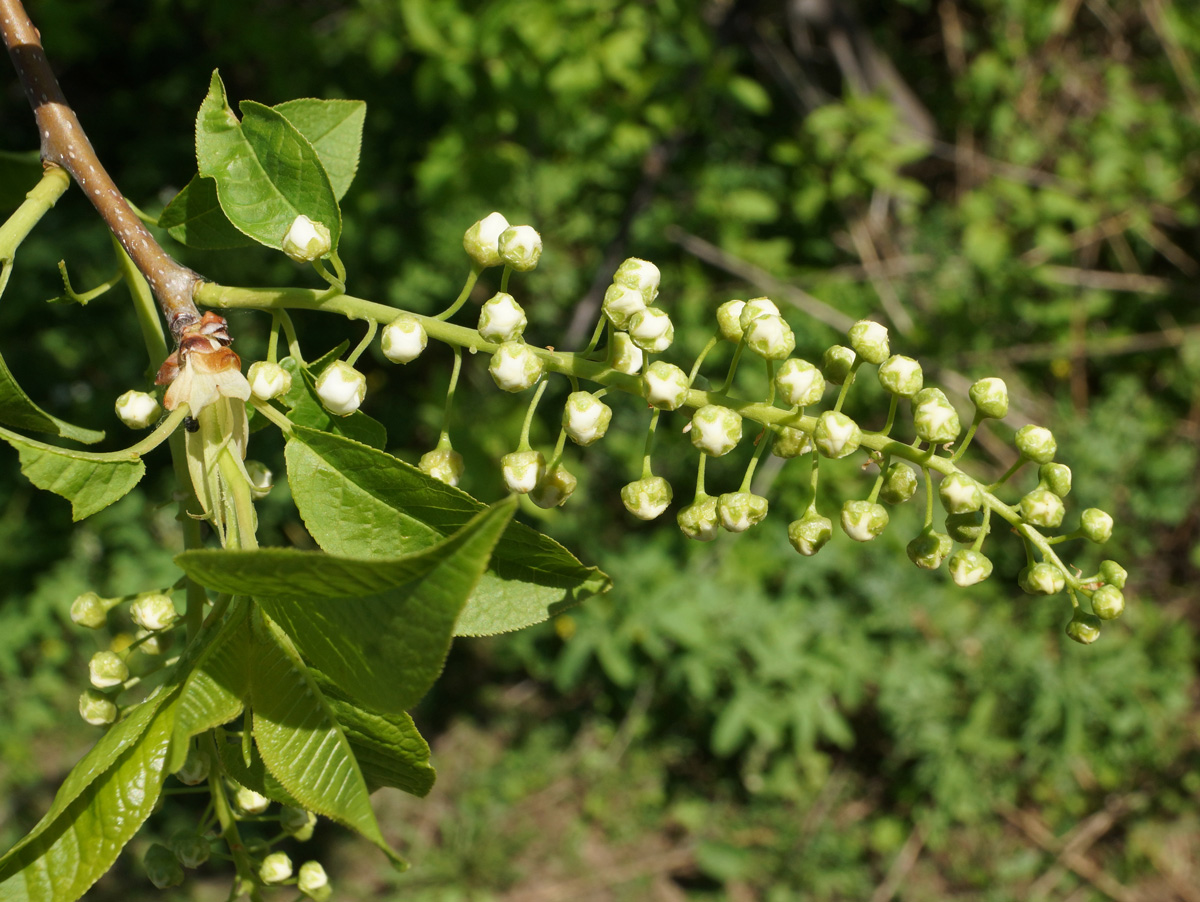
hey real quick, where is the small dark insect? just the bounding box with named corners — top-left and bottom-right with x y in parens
top-left (184, 416), bottom-right (199, 433)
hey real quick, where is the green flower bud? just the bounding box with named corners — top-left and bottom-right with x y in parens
top-left (530, 463), bottom-right (577, 509)
top-left (813, 410), bottom-right (861, 459)
top-left (949, 549), bottom-right (993, 586)
top-left (912, 388), bottom-right (961, 444)
top-left (1091, 585), bottom-right (1125, 620)
top-left (299, 861), bottom-right (332, 901)
top-left (381, 314), bottom-right (428, 364)
top-left (775, 358), bottom-right (825, 408)
top-left (563, 391), bottom-right (613, 446)
top-left (131, 592), bottom-right (178, 632)
top-left (136, 629), bottom-right (171, 656)
top-left (1019, 488), bottom-right (1065, 528)
top-left (642, 361), bottom-right (690, 410)
top-left (1066, 612), bottom-right (1102, 645)
top-left (245, 460), bottom-right (273, 500)
top-left (689, 405), bottom-right (742, 457)
top-left (907, 530), bottom-right (953, 570)
top-left (609, 332), bottom-right (644, 374)
top-left (1099, 560), bottom-right (1127, 589)
top-left (1019, 562), bottom-right (1065, 595)
top-left (879, 462), bottom-right (918, 504)
top-left (281, 807), bottom-right (317, 842)
top-left (771, 426), bottom-right (812, 459)
top-left (716, 300), bottom-right (746, 342)
top-left (1015, 424), bottom-right (1057, 463)
top-left (498, 224), bottom-right (542, 271)
top-left (788, 513), bottom-right (834, 556)
top-left (489, 341), bottom-right (544, 392)
top-left (463, 211), bottom-right (510, 268)
top-left (628, 307), bottom-right (674, 353)
top-left (281, 214), bottom-right (332, 263)
top-left (477, 292), bottom-right (528, 343)
top-left (613, 257), bottom-right (661, 304)
top-left (602, 283), bottom-right (647, 330)
top-left (848, 320), bottom-right (890, 365)
top-left (259, 851), bottom-right (293, 885)
top-left (315, 360), bottom-right (367, 416)
top-left (234, 784), bottom-right (270, 815)
top-left (840, 500), bottom-right (889, 542)
top-left (620, 476), bottom-right (673, 520)
top-left (419, 447), bottom-right (464, 487)
top-left (70, 591), bottom-right (110, 629)
top-left (501, 450), bottom-right (546, 495)
top-left (938, 472), bottom-right (983, 514)
top-left (1038, 462), bottom-right (1072, 497)
top-left (115, 390), bottom-right (161, 429)
top-left (717, 492), bottom-right (769, 532)
top-left (969, 377), bottom-right (1009, 420)
top-left (877, 355), bottom-right (923, 398)
top-left (88, 650), bottom-right (129, 690)
top-left (1079, 508), bottom-right (1113, 544)
top-left (745, 313), bottom-right (795, 360)
top-left (247, 361), bottom-right (292, 401)
top-left (174, 745), bottom-right (210, 786)
top-left (79, 688), bottom-right (117, 726)
top-left (677, 497), bottom-right (720, 542)
top-left (738, 297), bottom-right (779, 331)
top-left (144, 843), bottom-right (184, 889)
top-left (945, 510), bottom-right (985, 544)
top-left (170, 831), bottom-right (211, 869)
top-left (821, 345), bottom-right (857, 385)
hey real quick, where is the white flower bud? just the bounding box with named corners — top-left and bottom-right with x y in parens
top-left (744, 313), bottom-right (795, 360)
top-left (602, 283), bottom-right (647, 330)
top-left (381, 314), bottom-right (428, 364)
top-left (563, 392), bottom-right (613, 446)
top-left (628, 307), bottom-right (674, 353)
top-left (938, 472), bottom-right (983, 514)
top-left (1039, 463), bottom-right (1072, 497)
top-left (115, 390), bottom-right (161, 429)
top-left (738, 297), bottom-right (779, 331)
top-left (498, 225), bottom-right (543, 271)
top-left (609, 332), bottom-right (644, 374)
top-left (88, 650), bottom-right (129, 689)
top-left (136, 629), bottom-right (171, 655)
top-left (478, 292), bottom-right (528, 343)
top-left (1020, 562), bottom-right (1065, 596)
top-left (949, 549), bottom-right (993, 587)
top-left (174, 746), bottom-right (210, 786)
top-left (298, 861), bottom-right (331, 901)
top-left (281, 215), bottom-right (331, 263)
top-left (879, 462), bottom-right (919, 505)
top-left (877, 355), bottom-right (924, 398)
top-left (463, 212), bottom-right (510, 268)
top-left (689, 405), bottom-right (742, 457)
top-left (717, 492), bottom-right (769, 533)
top-left (771, 426), bottom-right (812, 459)
top-left (775, 359), bottom-right (825, 408)
top-left (489, 341), bottom-right (544, 392)
top-left (281, 807), bottom-right (318, 841)
top-left (912, 388), bottom-right (961, 444)
top-left (1019, 488), bottom-right (1065, 528)
top-left (813, 410), bottom-right (861, 459)
top-left (245, 460), bottom-right (274, 500)
top-left (530, 463), bottom-right (577, 509)
top-left (1092, 585), bottom-right (1124, 620)
top-left (613, 257), bottom-right (661, 304)
top-left (315, 361), bottom-right (367, 416)
top-left (501, 450), bottom-right (546, 494)
top-left (620, 476), bottom-right (673, 520)
top-left (131, 592), bottom-right (177, 632)
top-left (969, 377), bottom-right (1009, 419)
top-left (246, 361), bottom-right (292, 401)
top-left (79, 688), bottom-right (117, 726)
top-left (234, 785), bottom-right (270, 815)
top-left (71, 591), bottom-right (109, 629)
top-left (788, 514), bottom-right (833, 556)
top-left (171, 832), bottom-right (211, 869)
top-left (716, 300), bottom-right (746, 342)
top-left (840, 500), bottom-right (889, 542)
top-left (1015, 424), bottom-right (1057, 463)
top-left (642, 361), bottom-right (690, 410)
top-left (822, 345), bottom-right (857, 385)
top-left (259, 851), bottom-right (293, 885)
top-left (1080, 508), bottom-right (1114, 544)
top-left (420, 447), bottom-right (464, 487)
top-left (677, 497), bottom-right (720, 542)
top-left (848, 320), bottom-right (890, 365)
top-left (1100, 560), bottom-right (1127, 588)
top-left (144, 844), bottom-right (184, 889)
top-left (1066, 613), bottom-right (1102, 645)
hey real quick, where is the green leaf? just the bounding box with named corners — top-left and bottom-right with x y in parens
top-left (280, 356), bottom-right (387, 450)
top-left (195, 70), bottom-right (341, 252)
top-left (159, 175), bottom-right (257, 250)
top-left (176, 497), bottom-right (517, 713)
top-left (250, 611), bottom-right (405, 868)
top-left (0, 428), bottom-right (144, 520)
top-left (0, 355), bottom-right (104, 444)
top-left (218, 735), bottom-right (305, 810)
top-left (0, 692), bottom-right (178, 902)
top-left (310, 670), bottom-right (435, 797)
top-left (273, 99), bottom-right (367, 200)
top-left (284, 427), bottom-right (610, 635)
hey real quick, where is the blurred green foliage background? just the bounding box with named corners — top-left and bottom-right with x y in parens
top-left (2, 0), bottom-right (1199, 898)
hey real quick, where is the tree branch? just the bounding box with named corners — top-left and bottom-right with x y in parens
top-left (0, 0), bottom-right (202, 337)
